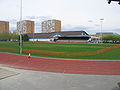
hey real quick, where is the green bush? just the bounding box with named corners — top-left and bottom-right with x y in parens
top-left (102, 35), bottom-right (120, 43)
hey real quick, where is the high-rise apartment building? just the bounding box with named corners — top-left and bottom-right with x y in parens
top-left (0, 21), bottom-right (9, 33)
top-left (17, 20), bottom-right (34, 34)
top-left (42, 20), bottom-right (61, 33)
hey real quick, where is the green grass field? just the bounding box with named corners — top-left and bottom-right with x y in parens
top-left (0, 42), bottom-right (120, 60)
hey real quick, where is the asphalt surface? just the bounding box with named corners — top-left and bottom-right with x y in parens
top-left (0, 65), bottom-right (120, 90)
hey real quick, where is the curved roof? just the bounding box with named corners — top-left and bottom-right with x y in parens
top-left (27, 31), bottom-right (89, 38)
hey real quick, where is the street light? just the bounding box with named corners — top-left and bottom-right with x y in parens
top-left (19, 0), bottom-right (23, 54)
top-left (100, 18), bottom-right (104, 43)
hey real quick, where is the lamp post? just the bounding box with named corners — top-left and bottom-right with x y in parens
top-left (100, 18), bottom-right (104, 43)
top-left (19, 0), bottom-right (23, 54)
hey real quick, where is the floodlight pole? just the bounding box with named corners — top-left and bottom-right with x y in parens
top-left (20, 0), bottom-right (23, 54)
top-left (33, 32), bottom-right (35, 43)
top-left (100, 18), bottom-right (104, 43)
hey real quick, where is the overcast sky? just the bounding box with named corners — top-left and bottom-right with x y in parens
top-left (0, 0), bottom-right (120, 34)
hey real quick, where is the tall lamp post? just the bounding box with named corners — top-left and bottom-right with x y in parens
top-left (19, 0), bottom-right (23, 54)
top-left (100, 18), bottom-right (104, 43)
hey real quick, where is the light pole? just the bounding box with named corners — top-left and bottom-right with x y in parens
top-left (19, 0), bottom-right (23, 54)
top-left (32, 31), bottom-right (35, 43)
top-left (100, 18), bottom-right (104, 43)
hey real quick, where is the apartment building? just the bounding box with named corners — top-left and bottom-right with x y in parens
top-left (0, 21), bottom-right (9, 33)
top-left (17, 20), bottom-right (34, 34)
top-left (41, 20), bottom-right (61, 33)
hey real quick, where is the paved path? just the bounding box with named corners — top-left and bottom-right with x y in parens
top-left (0, 53), bottom-right (120, 75)
top-left (0, 65), bottom-right (120, 90)
top-left (0, 68), bottom-right (18, 80)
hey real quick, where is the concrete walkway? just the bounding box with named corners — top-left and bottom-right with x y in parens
top-left (0, 65), bottom-right (120, 90)
top-left (0, 68), bottom-right (18, 80)
top-left (0, 52), bottom-right (120, 90)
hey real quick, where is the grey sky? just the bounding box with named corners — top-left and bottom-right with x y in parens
top-left (0, 0), bottom-right (120, 34)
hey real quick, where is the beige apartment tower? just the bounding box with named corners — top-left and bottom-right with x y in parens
top-left (42, 20), bottom-right (61, 33)
top-left (0, 21), bottom-right (9, 33)
top-left (17, 20), bottom-right (34, 34)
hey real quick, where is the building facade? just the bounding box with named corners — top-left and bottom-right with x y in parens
top-left (17, 20), bottom-right (34, 34)
top-left (0, 21), bottom-right (9, 33)
top-left (41, 20), bottom-right (61, 33)
top-left (27, 31), bottom-right (90, 42)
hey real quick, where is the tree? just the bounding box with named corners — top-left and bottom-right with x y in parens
top-left (0, 33), bottom-right (11, 41)
top-left (22, 34), bottom-right (29, 41)
top-left (11, 33), bottom-right (19, 41)
top-left (18, 34), bottom-right (29, 41)
top-left (102, 35), bottom-right (120, 43)
top-left (0, 32), bottom-right (19, 41)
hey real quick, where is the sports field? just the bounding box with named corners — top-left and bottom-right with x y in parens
top-left (0, 42), bottom-right (120, 60)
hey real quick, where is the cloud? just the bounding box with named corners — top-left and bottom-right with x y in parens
top-left (61, 24), bottom-right (100, 34)
top-left (112, 28), bottom-right (120, 32)
top-left (62, 24), bottom-right (109, 34)
top-left (103, 28), bottom-right (120, 34)
top-left (4, 18), bottom-right (17, 31)
top-left (62, 24), bottom-right (90, 31)
top-left (4, 16), bottom-right (120, 34)
top-left (24, 16), bottom-right (52, 21)
top-left (25, 16), bottom-right (36, 19)
top-left (10, 27), bottom-right (16, 32)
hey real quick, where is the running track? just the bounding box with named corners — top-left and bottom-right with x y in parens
top-left (0, 53), bottom-right (120, 75)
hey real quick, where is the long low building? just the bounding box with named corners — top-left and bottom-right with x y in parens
top-left (27, 31), bottom-right (90, 42)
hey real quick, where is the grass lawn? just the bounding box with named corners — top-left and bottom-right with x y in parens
top-left (78, 47), bottom-right (120, 59)
top-left (0, 42), bottom-right (120, 60)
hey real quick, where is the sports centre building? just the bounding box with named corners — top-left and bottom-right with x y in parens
top-left (27, 31), bottom-right (90, 42)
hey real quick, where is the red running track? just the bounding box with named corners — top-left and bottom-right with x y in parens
top-left (0, 53), bottom-right (120, 75)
